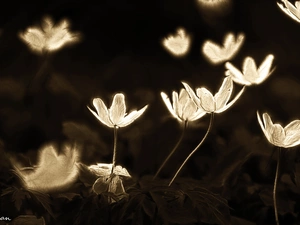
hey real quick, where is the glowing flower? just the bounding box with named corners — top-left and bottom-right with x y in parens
top-left (257, 112), bottom-right (300, 148)
top-left (202, 32), bottom-right (245, 65)
top-left (89, 163), bottom-right (131, 177)
top-left (11, 143), bottom-right (80, 193)
top-left (182, 77), bottom-right (245, 113)
top-left (277, 0), bottom-right (300, 23)
top-left (87, 93), bottom-right (148, 128)
top-left (225, 54), bottom-right (275, 86)
top-left (19, 16), bottom-right (81, 54)
top-left (161, 89), bottom-right (206, 122)
top-left (162, 27), bottom-right (191, 57)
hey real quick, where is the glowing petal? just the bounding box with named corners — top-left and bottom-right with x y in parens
top-left (109, 94), bottom-right (126, 125)
top-left (214, 77), bottom-right (233, 111)
top-left (182, 82), bottom-right (201, 107)
top-left (196, 88), bottom-right (215, 112)
top-left (89, 98), bottom-right (113, 127)
top-left (225, 62), bottom-right (251, 85)
top-left (256, 54), bottom-right (275, 84)
top-left (161, 92), bottom-right (179, 121)
top-left (118, 105), bottom-right (148, 127)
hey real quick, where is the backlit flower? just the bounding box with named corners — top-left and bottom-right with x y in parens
top-left (87, 93), bottom-right (148, 128)
top-left (277, 0), bottom-right (300, 23)
top-left (19, 16), bottom-right (81, 54)
top-left (162, 27), bottom-right (191, 57)
top-left (257, 112), bottom-right (300, 148)
top-left (161, 88), bottom-right (206, 122)
top-left (225, 54), bottom-right (275, 86)
top-left (182, 77), bottom-right (245, 113)
top-left (202, 32), bottom-right (245, 65)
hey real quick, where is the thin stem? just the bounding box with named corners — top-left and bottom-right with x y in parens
top-left (273, 147), bottom-right (281, 225)
top-left (169, 113), bottom-right (214, 186)
top-left (153, 120), bottom-right (188, 180)
top-left (111, 126), bottom-right (118, 175)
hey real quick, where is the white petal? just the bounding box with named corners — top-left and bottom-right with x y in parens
top-left (242, 57), bottom-right (260, 84)
top-left (118, 105), bottom-right (148, 127)
top-left (89, 98), bottom-right (114, 127)
top-left (161, 92), bottom-right (180, 121)
top-left (277, 1), bottom-right (300, 23)
top-left (196, 88), bottom-right (215, 112)
top-left (181, 82), bottom-right (201, 107)
top-left (172, 91), bottom-right (180, 119)
top-left (215, 77), bottom-right (233, 111)
top-left (109, 93), bottom-right (127, 125)
top-left (225, 62), bottom-right (251, 85)
top-left (202, 40), bottom-right (223, 64)
top-left (216, 85), bottom-right (245, 113)
top-left (257, 111), bottom-right (270, 142)
top-left (256, 54), bottom-right (275, 84)
top-left (285, 0), bottom-right (300, 20)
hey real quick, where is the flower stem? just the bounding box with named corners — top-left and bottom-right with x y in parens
top-left (153, 120), bottom-right (188, 180)
top-left (111, 126), bottom-right (118, 175)
top-left (168, 113), bottom-right (214, 186)
top-left (273, 147), bottom-right (281, 225)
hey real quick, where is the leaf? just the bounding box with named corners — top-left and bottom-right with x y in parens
top-left (11, 188), bottom-right (31, 212)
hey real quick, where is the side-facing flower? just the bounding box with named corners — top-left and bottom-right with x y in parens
top-left (257, 111), bottom-right (300, 148)
top-left (161, 88), bottom-right (206, 122)
top-left (182, 77), bottom-right (245, 113)
top-left (277, 0), bottom-right (300, 23)
top-left (202, 32), bottom-right (245, 65)
top-left (19, 16), bottom-right (81, 54)
top-left (87, 93), bottom-right (148, 128)
top-left (225, 54), bottom-right (275, 86)
top-left (162, 27), bottom-right (191, 57)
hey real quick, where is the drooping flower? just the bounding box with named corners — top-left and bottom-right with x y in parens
top-left (89, 163), bottom-right (131, 177)
top-left (202, 32), bottom-right (245, 65)
top-left (11, 143), bottom-right (80, 193)
top-left (277, 0), bottom-right (300, 23)
top-left (162, 27), bottom-right (191, 57)
top-left (225, 54), bottom-right (275, 86)
top-left (182, 77), bottom-right (245, 113)
top-left (87, 93), bottom-right (148, 128)
top-left (161, 88), bottom-right (206, 122)
top-left (19, 16), bottom-right (81, 54)
top-left (257, 111), bottom-right (300, 148)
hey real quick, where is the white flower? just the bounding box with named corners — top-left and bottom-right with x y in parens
top-left (277, 0), bottom-right (300, 23)
top-left (225, 54), bottom-right (275, 86)
top-left (162, 27), bottom-right (191, 57)
top-left (202, 32), bottom-right (245, 65)
top-left (19, 16), bottom-right (81, 54)
top-left (161, 88), bottom-right (206, 122)
top-left (182, 77), bottom-right (245, 113)
top-left (87, 93), bottom-right (148, 128)
top-left (257, 111), bottom-right (300, 148)
top-left (11, 143), bottom-right (80, 193)
top-left (88, 163), bottom-right (131, 178)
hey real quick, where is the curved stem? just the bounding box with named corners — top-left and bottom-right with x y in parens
top-left (111, 126), bottom-right (118, 174)
top-left (153, 120), bottom-right (188, 180)
top-left (273, 147), bottom-right (281, 225)
top-left (168, 113), bottom-right (214, 186)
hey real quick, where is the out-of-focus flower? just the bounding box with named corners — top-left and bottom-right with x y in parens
top-left (87, 93), bottom-right (148, 128)
top-left (89, 163), bottom-right (131, 202)
top-left (182, 77), bottom-right (245, 113)
top-left (11, 143), bottom-right (80, 193)
top-left (277, 0), bottom-right (300, 23)
top-left (19, 16), bottom-right (81, 54)
top-left (161, 89), bottom-right (206, 122)
top-left (202, 32), bottom-right (245, 65)
top-left (225, 54), bottom-right (275, 86)
top-left (162, 27), bottom-right (191, 57)
top-left (257, 112), bottom-right (300, 148)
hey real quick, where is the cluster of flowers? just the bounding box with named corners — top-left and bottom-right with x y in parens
top-left (4, 2), bottom-right (300, 223)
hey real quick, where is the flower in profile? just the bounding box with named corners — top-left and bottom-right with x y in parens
top-left (11, 143), bottom-right (80, 193)
top-left (161, 89), bottom-right (206, 122)
top-left (87, 93), bottom-right (148, 128)
top-left (182, 77), bottom-right (245, 113)
top-left (162, 27), bottom-right (191, 57)
top-left (277, 0), bottom-right (300, 23)
top-left (225, 54), bottom-right (275, 86)
top-left (19, 16), bottom-right (81, 54)
top-left (202, 32), bottom-right (245, 65)
top-left (89, 163), bottom-right (131, 177)
top-left (257, 112), bottom-right (300, 148)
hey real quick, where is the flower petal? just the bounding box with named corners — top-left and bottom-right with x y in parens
top-left (270, 124), bottom-right (285, 147)
top-left (256, 54), bottom-right (275, 84)
top-left (283, 120), bottom-right (300, 147)
top-left (257, 111), bottom-right (271, 142)
top-left (188, 109), bottom-right (206, 121)
top-left (216, 85), bottom-right (245, 113)
top-left (277, 1), bottom-right (300, 23)
top-left (88, 98), bottom-right (113, 127)
top-left (196, 88), bottom-right (215, 112)
top-left (109, 93), bottom-right (127, 125)
top-left (181, 98), bottom-right (197, 120)
top-left (242, 57), bottom-right (259, 84)
top-left (182, 82), bottom-right (201, 107)
top-left (172, 91), bottom-right (180, 119)
top-left (285, 0), bottom-right (300, 21)
top-left (215, 77), bottom-right (233, 111)
top-left (202, 40), bottom-right (223, 64)
top-left (161, 92), bottom-right (180, 121)
top-left (118, 105), bottom-right (148, 127)
top-left (225, 62), bottom-right (251, 85)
